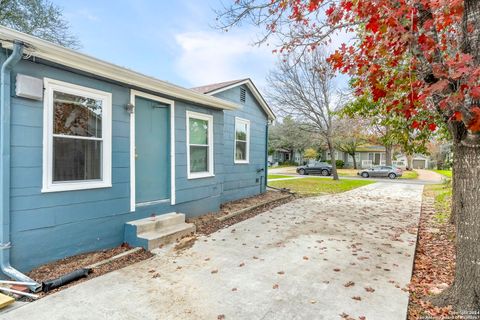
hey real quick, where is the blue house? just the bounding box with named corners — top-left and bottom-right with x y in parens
top-left (0, 27), bottom-right (275, 288)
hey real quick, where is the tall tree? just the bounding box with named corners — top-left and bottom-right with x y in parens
top-left (266, 51), bottom-right (341, 180)
top-left (335, 117), bottom-right (367, 169)
top-left (217, 0), bottom-right (480, 311)
top-left (268, 115), bottom-right (315, 164)
top-left (0, 0), bottom-right (80, 48)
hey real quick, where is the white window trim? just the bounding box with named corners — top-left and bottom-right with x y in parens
top-left (129, 90), bottom-right (176, 211)
top-left (186, 111), bottom-right (214, 179)
top-left (234, 117), bottom-right (250, 164)
top-left (42, 78), bottom-right (112, 193)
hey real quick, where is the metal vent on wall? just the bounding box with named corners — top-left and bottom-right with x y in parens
top-left (240, 87), bottom-right (246, 103)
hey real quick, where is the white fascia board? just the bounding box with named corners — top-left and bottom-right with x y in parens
top-left (0, 27), bottom-right (238, 112)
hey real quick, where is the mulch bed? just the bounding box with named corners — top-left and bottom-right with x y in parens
top-left (407, 190), bottom-right (456, 319)
top-left (187, 190), bottom-right (295, 235)
top-left (26, 244), bottom-right (153, 298)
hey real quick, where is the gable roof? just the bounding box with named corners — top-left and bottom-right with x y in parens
top-left (192, 78), bottom-right (276, 120)
top-left (0, 26), bottom-right (238, 111)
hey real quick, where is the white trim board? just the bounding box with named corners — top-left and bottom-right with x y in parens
top-left (42, 78), bottom-right (112, 193)
top-left (234, 117), bottom-right (250, 164)
top-left (0, 26), bottom-right (238, 112)
top-left (129, 90), bottom-right (176, 212)
top-left (186, 111), bottom-right (215, 179)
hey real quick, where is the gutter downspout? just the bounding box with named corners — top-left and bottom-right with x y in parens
top-left (0, 41), bottom-right (41, 292)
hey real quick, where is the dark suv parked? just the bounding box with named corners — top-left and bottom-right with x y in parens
top-left (296, 162), bottom-right (332, 176)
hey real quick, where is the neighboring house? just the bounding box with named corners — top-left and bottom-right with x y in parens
top-left (395, 154), bottom-right (430, 169)
top-left (324, 145), bottom-right (389, 168)
top-left (0, 26), bottom-right (275, 277)
top-left (268, 149), bottom-right (304, 165)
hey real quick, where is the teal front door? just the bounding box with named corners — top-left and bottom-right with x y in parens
top-left (135, 96), bottom-right (170, 204)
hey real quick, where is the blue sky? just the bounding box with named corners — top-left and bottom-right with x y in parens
top-left (54, 0), bottom-right (278, 90)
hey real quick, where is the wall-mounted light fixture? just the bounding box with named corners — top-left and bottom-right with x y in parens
top-left (125, 103), bottom-right (135, 114)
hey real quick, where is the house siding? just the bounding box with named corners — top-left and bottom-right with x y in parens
top-left (6, 56), bottom-right (228, 271)
top-left (213, 84), bottom-right (268, 203)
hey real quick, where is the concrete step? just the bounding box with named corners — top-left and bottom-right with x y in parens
top-left (124, 212), bottom-right (196, 250)
top-left (126, 212), bottom-right (185, 234)
top-left (138, 223), bottom-right (196, 250)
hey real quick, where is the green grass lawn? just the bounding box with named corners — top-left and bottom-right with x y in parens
top-left (267, 174), bottom-right (294, 180)
top-left (432, 170), bottom-right (452, 178)
top-left (269, 178), bottom-right (374, 195)
top-left (400, 170), bottom-right (419, 179)
top-left (424, 182), bottom-right (452, 223)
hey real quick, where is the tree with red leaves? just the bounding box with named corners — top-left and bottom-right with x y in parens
top-left (217, 0), bottom-right (480, 312)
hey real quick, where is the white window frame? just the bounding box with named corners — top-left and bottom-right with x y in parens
top-left (186, 111), bottom-right (214, 179)
top-left (42, 78), bottom-right (112, 193)
top-left (234, 117), bottom-right (250, 164)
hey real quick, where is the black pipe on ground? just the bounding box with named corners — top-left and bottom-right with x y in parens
top-left (42, 268), bottom-right (91, 292)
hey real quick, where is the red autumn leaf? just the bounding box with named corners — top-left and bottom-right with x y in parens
top-left (428, 123), bottom-right (437, 131)
top-left (366, 17), bottom-right (380, 33)
top-left (470, 86), bottom-right (480, 99)
top-left (429, 80), bottom-right (449, 93)
top-left (452, 111), bottom-right (463, 121)
top-left (468, 107), bottom-right (480, 132)
top-left (325, 5), bottom-right (335, 16)
top-left (372, 87), bottom-right (387, 101)
top-left (412, 120), bottom-right (421, 129)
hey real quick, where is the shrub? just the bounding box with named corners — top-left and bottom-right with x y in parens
top-left (326, 159), bottom-right (345, 168)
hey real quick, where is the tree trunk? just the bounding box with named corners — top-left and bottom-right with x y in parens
top-left (352, 152), bottom-right (358, 169)
top-left (433, 133), bottom-right (480, 312)
top-left (327, 140), bottom-right (339, 180)
top-left (406, 154), bottom-right (413, 170)
top-left (385, 145), bottom-right (392, 166)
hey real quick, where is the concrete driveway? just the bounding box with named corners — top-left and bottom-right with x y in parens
top-left (4, 183), bottom-right (423, 320)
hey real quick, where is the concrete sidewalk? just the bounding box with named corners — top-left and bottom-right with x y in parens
top-left (4, 183), bottom-right (423, 320)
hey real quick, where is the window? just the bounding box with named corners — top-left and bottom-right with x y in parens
top-left (186, 111), bottom-right (214, 179)
top-left (42, 78), bottom-right (112, 192)
top-left (234, 117), bottom-right (250, 163)
top-left (240, 87), bottom-right (246, 103)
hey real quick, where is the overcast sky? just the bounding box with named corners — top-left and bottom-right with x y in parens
top-left (54, 0), bottom-right (278, 90)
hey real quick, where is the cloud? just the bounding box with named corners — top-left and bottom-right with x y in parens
top-left (76, 9), bottom-right (100, 22)
top-left (174, 30), bottom-right (276, 88)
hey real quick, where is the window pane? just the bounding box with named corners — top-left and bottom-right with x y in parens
top-left (235, 141), bottom-right (247, 161)
top-left (190, 146), bottom-right (208, 173)
top-left (236, 122), bottom-right (247, 141)
top-left (53, 91), bottom-right (103, 138)
top-left (189, 118), bottom-right (208, 145)
top-left (53, 137), bottom-right (102, 181)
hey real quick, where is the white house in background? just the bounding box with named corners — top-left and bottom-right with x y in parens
top-left (395, 154), bottom-right (430, 169)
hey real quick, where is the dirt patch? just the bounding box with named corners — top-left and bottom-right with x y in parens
top-left (407, 190), bottom-right (456, 319)
top-left (27, 244), bottom-right (153, 298)
top-left (187, 190), bottom-right (295, 235)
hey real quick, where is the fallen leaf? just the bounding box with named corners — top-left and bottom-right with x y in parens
top-left (211, 269), bottom-right (218, 274)
top-left (365, 287), bottom-right (375, 293)
top-left (303, 256), bottom-right (309, 260)
top-left (352, 296), bottom-right (362, 301)
top-left (334, 268), bottom-right (341, 272)
top-left (217, 315), bottom-right (225, 320)
top-left (239, 262), bottom-right (245, 267)
top-left (344, 281), bottom-right (355, 287)
top-left (232, 288), bottom-right (237, 291)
